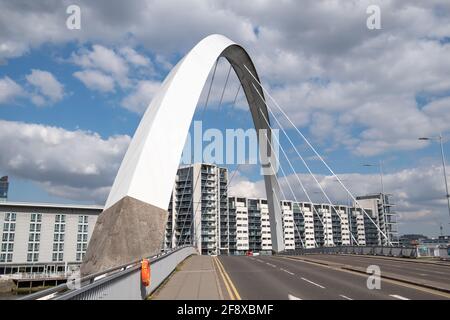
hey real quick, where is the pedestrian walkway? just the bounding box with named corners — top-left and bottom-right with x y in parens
top-left (151, 255), bottom-right (229, 300)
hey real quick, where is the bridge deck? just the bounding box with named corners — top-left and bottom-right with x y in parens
top-left (151, 254), bottom-right (450, 300)
top-left (219, 255), bottom-right (449, 300)
top-left (291, 254), bottom-right (450, 292)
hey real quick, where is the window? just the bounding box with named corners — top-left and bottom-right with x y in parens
top-left (52, 214), bottom-right (65, 262)
top-left (28, 213), bottom-right (41, 263)
top-left (76, 215), bottom-right (89, 261)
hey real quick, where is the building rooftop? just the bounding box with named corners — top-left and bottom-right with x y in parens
top-left (0, 201), bottom-right (103, 211)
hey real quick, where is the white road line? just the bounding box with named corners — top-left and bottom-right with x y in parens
top-left (301, 277), bottom-right (325, 289)
top-left (288, 294), bottom-right (302, 300)
top-left (280, 268), bottom-right (294, 275)
top-left (256, 259), bottom-right (264, 263)
top-left (266, 262), bottom-right (277, 268)
top-left (339, 294), bottom-right (352, 300)
top-left (389, 294), bottom-right (410, 300)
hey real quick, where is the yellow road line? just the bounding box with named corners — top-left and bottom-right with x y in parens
top-left (213, 256), bottom-right (235, 300)
top-left (215, 257), bottom-right (241, 300)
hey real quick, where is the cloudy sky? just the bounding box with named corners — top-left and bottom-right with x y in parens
top-left (0, 0), bottom-right (449, 236)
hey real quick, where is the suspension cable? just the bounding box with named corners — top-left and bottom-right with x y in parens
top-left (262, 130), bottom-right (307, 248)
top-left (175, 59), bottom-right (219, 248)
top-left (218, 64), bottom-right (232, 112)
top-left (252, 84), bottom-right (358, 246)
top-left (244, 65), bottom-right (391, 245)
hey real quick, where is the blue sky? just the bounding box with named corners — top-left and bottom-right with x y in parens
top-left (0, 0), bottom-right (450, 236)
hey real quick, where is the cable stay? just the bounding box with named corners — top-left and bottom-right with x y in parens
top-left (244, 64), bottom-right (392, 245)
top-left (252, 83), bottom-right (359, 246)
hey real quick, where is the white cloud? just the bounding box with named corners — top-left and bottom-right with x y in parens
top-left (121, 80), bottom-right (161, 114)
top-left (0, 119), bottom-right (130, 204)
top-left (0, 76), bottom-right (24, 104)
top-left (73, 70), bottom-right (115, 93)
top-left (25, 69), bottom-right (64, 105)
top-left (119, 46), bottom-right (151, 67)
top-left (71, 44), bottom-right (129, 86)
top-left (1, 1), bottom-right (448, 155)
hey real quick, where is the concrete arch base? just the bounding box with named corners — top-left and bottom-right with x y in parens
top-left (81, 196), bottom-right (167, 276)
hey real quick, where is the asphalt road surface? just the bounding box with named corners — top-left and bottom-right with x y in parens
top-left (218, 255), bottom-right (450, 300)
top-left (298, 254), bottom-right (450, 289)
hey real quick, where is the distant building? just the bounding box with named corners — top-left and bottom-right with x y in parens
top-left (0, 202), bottom-right (101, 276)
top-left (419, 235), bottom-right (450, 246)
top-left (399, 234), bottom-right (428, 247)
top-left (0, 176), bottom-right (8, 202)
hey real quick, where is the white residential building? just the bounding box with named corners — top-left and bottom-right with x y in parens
top-left (228, 197), bottom-right (249, 254)
top-left (280, 201), bottom-right (296, 250)
top-left (165, 163), bottom-right (228, 255)
top-left (356, 194), bottom-right (399, 246)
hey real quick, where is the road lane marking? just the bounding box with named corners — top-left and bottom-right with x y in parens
top-left (390, 294), bottom-right (410, 300)
top-left (277, 256), bottom-right (450, 299)
top-left (266, 262), bottom-right (277, 268)
top-left (215, 257), bottom-right (242, 300)
top-left (256, 259), bottom-right (264, 263)
top-left (339, 294), bottom-right (352, 300)
top-left (301, 277), bottom-right (325, 289)
top-left (213, 256), bottom-right (234, 300)
top-left (280, 268), bottom-right (294, 275)
top-left (288, 294), bottom-right (302, 300)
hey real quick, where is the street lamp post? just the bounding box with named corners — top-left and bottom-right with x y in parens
top-left (362, 162), bottom-right (388, 245)
top-left (363, 161), bottom-right (384, 195)
top-left (419, 133), bottom-right (450, 221)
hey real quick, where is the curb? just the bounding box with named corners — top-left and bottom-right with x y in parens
top-left (341, 266), bottom-right (450, 295)
top-left (333, 253), bottom-right (450, 267)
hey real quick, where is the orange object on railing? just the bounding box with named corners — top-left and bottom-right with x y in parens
top-left (141, 259), bottom-right (151, 287)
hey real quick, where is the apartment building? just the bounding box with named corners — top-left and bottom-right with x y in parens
top-left (165, 163), bottom-right (228, 255)
top-left (163, 165), bottom-right (397, 253)
top-left (0, 202), bottom-right (101, 275)
top-left (228, 197), bottom-right (249, 254)
top-left (356, 194), bottom-right (399, 246)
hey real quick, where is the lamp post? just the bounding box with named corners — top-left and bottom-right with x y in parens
top-left (362, 161), bottom-right (384, 195)
top-left (418, 133), bottom-right (450, 221)
top-left (362, 161), bottom-right (388, 245)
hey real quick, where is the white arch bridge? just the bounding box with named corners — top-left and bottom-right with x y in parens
top-left (21, 34), bottom-right (401, 300)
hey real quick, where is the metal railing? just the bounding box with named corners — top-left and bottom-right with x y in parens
top-left (281, 245), bottom-right (418, 258)
top-left (20, 245), bottom-right (197, 300)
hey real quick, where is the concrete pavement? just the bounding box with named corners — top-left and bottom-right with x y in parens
top-left (151, 255), bottom-right (232, 300)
